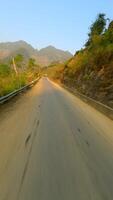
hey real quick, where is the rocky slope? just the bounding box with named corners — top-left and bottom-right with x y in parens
top-left (61, 20), bottom-right (113, 108)
top-left (48, 16), bottom-right (113, 108)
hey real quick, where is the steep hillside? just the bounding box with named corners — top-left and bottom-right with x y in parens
top-left (0, 41), bottom-right (72, 66)
top-left (47, 14), bottom-right (113, 108)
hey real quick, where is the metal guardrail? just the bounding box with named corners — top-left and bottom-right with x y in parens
top-left (0, 77), bottom-right (40, 104)
top-left (63, 85), bottom-right (113, 120)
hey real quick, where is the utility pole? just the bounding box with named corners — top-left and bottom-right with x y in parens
top-left (12, 57), bottom-right (18, 75)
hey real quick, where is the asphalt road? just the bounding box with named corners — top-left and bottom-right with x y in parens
top-left (0, 77), bottom-right (113, 200)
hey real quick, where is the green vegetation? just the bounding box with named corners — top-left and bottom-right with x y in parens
top-left (85, 13), bottom-right (107, 47)
top-left (0, 55), bottom-right (40, 97)
top-left (42, 63), bottom-right (64, 83)
top-left (46, 14), bottom-right (113, 107)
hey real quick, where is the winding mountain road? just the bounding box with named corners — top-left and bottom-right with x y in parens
top-left (0, 78), bottom-right (113, 200)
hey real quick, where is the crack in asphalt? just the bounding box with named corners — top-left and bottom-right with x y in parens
top-left (77, 128), bottom-right (81, 133)
top-left (25, 134), bottom-right (31, 146)
top-left (17, 119), bottom-right (40, 200)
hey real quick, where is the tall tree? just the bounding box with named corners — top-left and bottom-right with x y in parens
top-left (85, 13), bottom-right (107, 47)
top-left (28, 58), bottom-right (36, 70)
top-left (14, 54), bottom-right (24, 69)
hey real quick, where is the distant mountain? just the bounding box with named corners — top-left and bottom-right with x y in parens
top-left (37, 46), bottom-right (72, 66)
top-left (0, 40), bottom-right (37, 60)
top-left (0, 41), bottom-right (72, 66)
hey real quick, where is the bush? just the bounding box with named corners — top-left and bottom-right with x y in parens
top-left (0, 64), bottom-right (11, 77)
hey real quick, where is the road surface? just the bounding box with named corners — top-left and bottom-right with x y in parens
top-left (0, 77), bottom-right (113, 200)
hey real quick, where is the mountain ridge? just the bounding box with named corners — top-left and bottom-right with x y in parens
top-left (0, 40), bottom-right (72, 66)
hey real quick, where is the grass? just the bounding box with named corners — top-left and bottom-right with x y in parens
top-left (0, 74), bottom-right (27, 97)
top-left (0, 69), bottom-right (40, 97)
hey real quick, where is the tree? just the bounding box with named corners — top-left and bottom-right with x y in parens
top-left (108, 21), bottom-right (113, 31)
top-left (28, 58), bottom-right (36, 70)
top-left (28, 58), bottom-right (40, 79)
top-left (14, 54), bottom-right (24, 68)
top-left (85, 13), bottom-right (107, 47)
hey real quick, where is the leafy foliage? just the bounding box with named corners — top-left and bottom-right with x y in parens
top-left (0, 55), bottom-right (40, 96)
top-left (14, 54), bottom-right (24, 68)
top-left (0, 64), bottom-right (11, 77)
top-left (85, 13), bottom-right (107, 47)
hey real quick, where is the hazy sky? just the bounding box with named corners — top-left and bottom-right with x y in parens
top-left (0, 0), bottom-right (113, 53)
